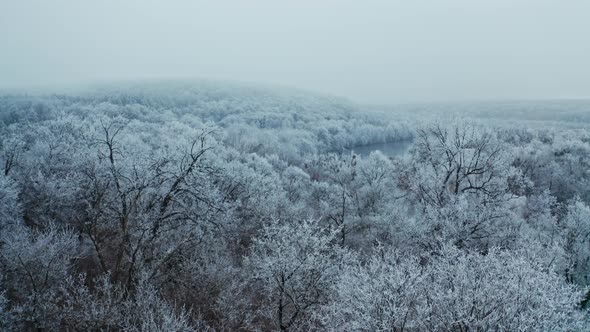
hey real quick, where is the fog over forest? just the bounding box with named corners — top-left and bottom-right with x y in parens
top-left (1, 1), bottom-right (590, 332)
top-left (2, 0), bottom-right (590, 102)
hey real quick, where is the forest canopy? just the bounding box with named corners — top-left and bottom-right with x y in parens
top-left (1, 81), bottom-right (590, 331)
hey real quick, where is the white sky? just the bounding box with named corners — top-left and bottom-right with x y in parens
top-left (1, 0), bottom-right (589, 103)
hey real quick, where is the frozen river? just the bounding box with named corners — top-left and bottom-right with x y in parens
top-left (346, 140), bottom-right (413, 158)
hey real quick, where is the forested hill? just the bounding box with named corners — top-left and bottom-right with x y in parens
top-left (1, 82), bottom-right (589, 330)
top-left (0, 81), bottom-right (413, 160)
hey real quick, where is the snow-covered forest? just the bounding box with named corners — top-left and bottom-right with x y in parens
top-left (1, 81), bottom-right (590, 331)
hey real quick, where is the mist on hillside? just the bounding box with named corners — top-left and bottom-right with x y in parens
top-left (2, 0), bottom-right (590, 103)
top-left (1, 2), bottom-right (590, 331)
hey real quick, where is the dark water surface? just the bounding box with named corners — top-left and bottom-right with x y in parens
top-left (347, 140), bottom-right (413, 158)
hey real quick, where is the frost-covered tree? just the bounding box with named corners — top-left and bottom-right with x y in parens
top-left (319, 248), bottom-right (425, 331)
top-left (397, 123), bottom-right (523, 250)
top-left (321, 246), bottom-right (588, 332)
top-left (0, 175), bottom-right (20, 233)
top-left (0, 224), bottom-right (78, 330)
top-left (219, 219), bottom-right (349, 331)
top-left (0, 291), bottom-right (14, 331)
top-left (402, 123), bottom-right (508, 207)
top-left (58, 273), bottom-right (206, 331)
top-left (563, 199), bottom-right (590, 285)
top-left (422, 247), bottom-right (587, 331)
top-left (317, 154), bottom-right (359, 245)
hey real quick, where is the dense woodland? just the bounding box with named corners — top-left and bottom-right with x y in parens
top-left (1, 81), bottom-right (590, 331)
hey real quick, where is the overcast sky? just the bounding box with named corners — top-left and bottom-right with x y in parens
top-left (1, 0), bottom-right (589, 103)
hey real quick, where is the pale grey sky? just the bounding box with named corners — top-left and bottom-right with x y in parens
top-left (1, 0), bottom-right (589, 103)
